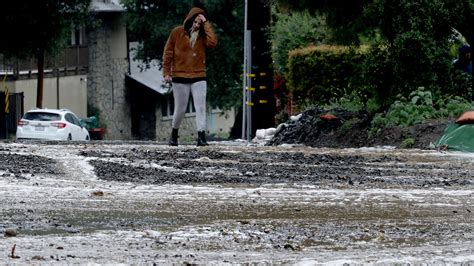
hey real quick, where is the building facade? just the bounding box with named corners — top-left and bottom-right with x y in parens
top-left (87, 0), bottom-right (131, 139)
top-left (1, 0), bottom-right (236, 141)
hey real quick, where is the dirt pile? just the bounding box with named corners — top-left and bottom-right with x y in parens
top-left (268, 107), bottom-right (451, 149)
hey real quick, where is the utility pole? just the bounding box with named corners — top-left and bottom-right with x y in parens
top-left (56, 68), bottom-right (60, 109)
top-left (242, 0), bottom-right (275, 141)
top-left (242, 0), bottom-right (252, 141)
top-left (36, 47), bottom-right (45, 108)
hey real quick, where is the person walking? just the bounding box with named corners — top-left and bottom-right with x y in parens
top-left (163, 7), bottom-right (218, 146)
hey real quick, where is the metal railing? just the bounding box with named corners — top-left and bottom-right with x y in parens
top-left (0, 45), bottom-right (88, 78)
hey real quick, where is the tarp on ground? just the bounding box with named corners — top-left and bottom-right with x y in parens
top-left (434, 123), bottom-right (474, 152)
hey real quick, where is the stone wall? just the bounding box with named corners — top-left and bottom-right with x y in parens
top-left (87, 14), bottom-right (131, 140)
top-left (155, 108), bottom-right (236, 143)
top-left (156, 112), bottom-right (197, 142)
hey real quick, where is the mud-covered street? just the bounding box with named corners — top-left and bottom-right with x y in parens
top-left (0, 141), bottom-right (473, 264)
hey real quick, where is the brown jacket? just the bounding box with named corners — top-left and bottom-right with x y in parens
top-left (162, 7), bottom-right (218, 80)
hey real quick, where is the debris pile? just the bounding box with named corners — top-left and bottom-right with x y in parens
top-left (268, 107), bottom-right (371, 148)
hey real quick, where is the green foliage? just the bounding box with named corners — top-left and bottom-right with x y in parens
top-left (371, 89), bottom-right (437, 130)
top-left (368, 0), bottom-right (465, 101)
top-left (122, 0), bottom-right (200, 61)
top-left (275, 0), bottom-right (374, 45)
top-left (277, 0), bottom-right (474, 46)
top-left (340, 118), bottom-right (360, 134)
top-left (326, 91), bottom-right (380, 115)
top-left (122, 0), bottom-right (244, 110)
top-left (268, 10), bottom-right (330, 73)
top-left (354, 46), bottom-right (395, 110)
top-left (0, 0), bottom-right (91, 59)
top-left (277, 0), bottom-right (474, 111)
top-left (285, 44), bottom-right (388, 115)
top-left (370, 88), bottom-right (473, 134)
top-left (400, 138), bottom-right (415, 149)
top-left (435, 95), bottom-right (473, 119)
top-left (87, 103), bottom-right (107, 129)
top-left (287, 45), bottom-right (367, 107)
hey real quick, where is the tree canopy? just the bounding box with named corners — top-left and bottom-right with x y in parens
top-left (276, 0), bottom-right (474, 105)
top-left (269, 10), bottom-right (330, 73)
top-left (0, 0), bottom-right (90, 59)
top-left (276, 0), bottom-right (474, 46)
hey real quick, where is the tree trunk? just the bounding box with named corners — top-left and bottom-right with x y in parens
top-left (36, 47), bottom-right (45, 108)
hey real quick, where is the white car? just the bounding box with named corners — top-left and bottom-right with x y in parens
top-left (16, 108), bottom-right (90, 141)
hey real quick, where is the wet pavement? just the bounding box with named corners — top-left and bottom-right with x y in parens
top-left (0, 141), bottom-right (473, 264)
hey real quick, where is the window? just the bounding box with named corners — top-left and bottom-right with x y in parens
top-left (70, 27), bottom-right (83, 46)
top-left (65, 113), bottom-right (81, 127)
top-left (24, 112), bottom-right (60, 121)
top-left (65, 113), bottom-right (74, 124)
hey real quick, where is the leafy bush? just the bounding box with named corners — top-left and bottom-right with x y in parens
top-left (435, 95), bottom-right (473, 118)
top-left (370, 87), bottom-right (473, 135)
top-left (326, 90), bottom-right (380, 114)
top-left (287, 45), bottom-right (367, 106)
top-left (268, 10), bottom-right (330, 73)
top-left (400, 138), bottom-right (415, 149)
top-left (275, 0), bottom-right (473, 121)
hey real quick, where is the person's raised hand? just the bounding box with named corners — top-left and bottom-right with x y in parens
top-left (197, 14), bottom-right (207, 23)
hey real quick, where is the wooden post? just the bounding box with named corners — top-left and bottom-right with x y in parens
top-left (36, 47), bottom-right (45, 108)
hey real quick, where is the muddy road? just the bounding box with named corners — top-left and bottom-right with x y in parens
top-left (0, 141), bottom-right (473, 264)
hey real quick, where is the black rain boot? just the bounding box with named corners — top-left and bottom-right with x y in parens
top-left (196, 131), bottom-right (209, 146)
top-left (169, 128), bottom-right (179, 146)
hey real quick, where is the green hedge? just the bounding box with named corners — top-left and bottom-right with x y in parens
top-left (287, 45), bottom-right (368, 106)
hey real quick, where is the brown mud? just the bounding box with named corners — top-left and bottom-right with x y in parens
top-left (0, 141), bottom-right (473, 264)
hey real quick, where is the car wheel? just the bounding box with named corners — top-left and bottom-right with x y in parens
top-left (67, 134), bottom-right (72, 141)
top-left (86, 135), bottom-right (90, 141)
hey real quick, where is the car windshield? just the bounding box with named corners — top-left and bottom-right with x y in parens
top-left (23, 112), bottom-right (61, 121)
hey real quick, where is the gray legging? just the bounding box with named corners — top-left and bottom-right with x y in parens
top-left (171, 81), bottom-right (207, 131)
